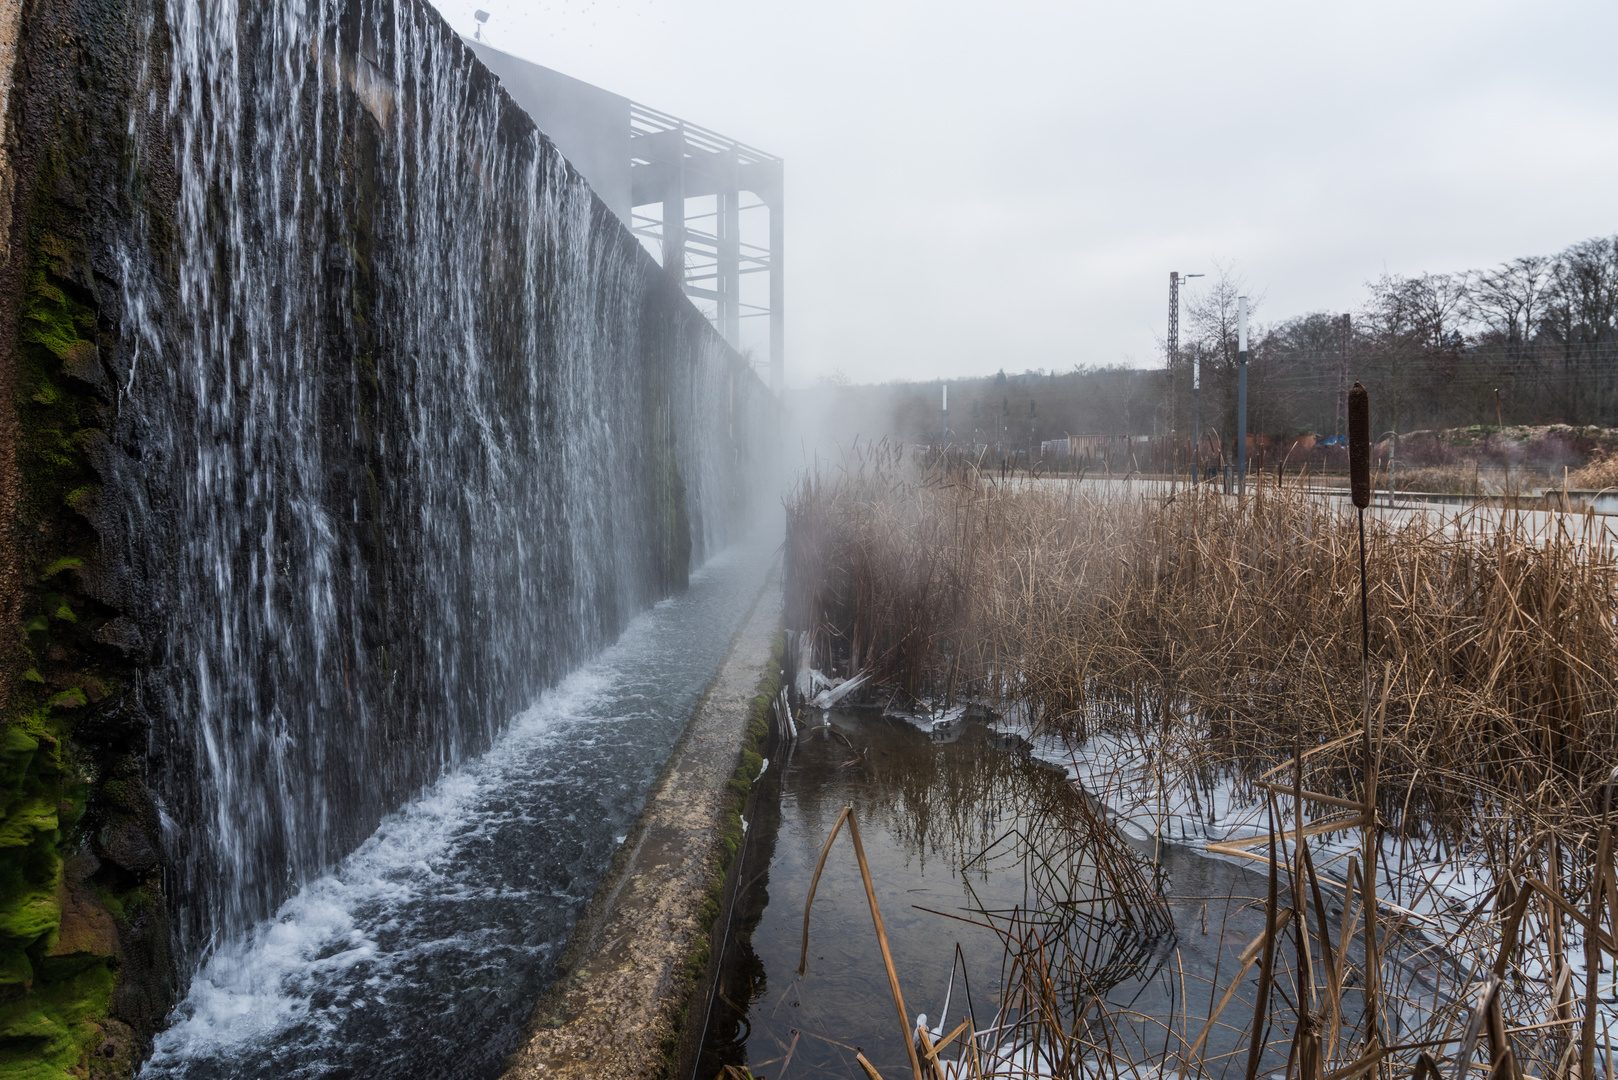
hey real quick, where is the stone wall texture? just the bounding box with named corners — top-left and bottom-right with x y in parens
top-left (0, 0), bottom-right (777, 1074)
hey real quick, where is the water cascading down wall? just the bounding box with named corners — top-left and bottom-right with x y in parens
top-left (0, 0), bottom-right (778, 1072)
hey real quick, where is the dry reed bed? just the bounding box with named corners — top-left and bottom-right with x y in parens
top-left (783, 446), bottom-right (1618, 1079)
top-left (787, 448), bottom-right (1618, 854)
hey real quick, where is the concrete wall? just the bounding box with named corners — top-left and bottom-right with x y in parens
top-left (0, 1), bottom-right (777, 1075)
top-left (463, 40), bottom-right (633, 225)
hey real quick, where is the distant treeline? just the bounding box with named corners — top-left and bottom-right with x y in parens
top-left (795, 234), bottom-right (1618, 454)
top-left (1181, 233), bottom-right (1618, 445)
top-left (795, 367), bottom-right (1174, 455)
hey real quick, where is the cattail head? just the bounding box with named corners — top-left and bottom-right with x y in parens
top-left (1349, 381), bottom-right (1370, 508)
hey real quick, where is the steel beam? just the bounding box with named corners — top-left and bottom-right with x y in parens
top-left (660, 125), bottom-right (685, 282)
top-left (718, 146), bottom-right (740, 347)
top-left (769, 190), bottom-right (783, 394)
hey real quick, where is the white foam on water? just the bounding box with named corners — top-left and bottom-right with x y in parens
top-left (146, 666), bottom-right (606, 1065)
top-left (144, 532), bottom-right (768, 1075)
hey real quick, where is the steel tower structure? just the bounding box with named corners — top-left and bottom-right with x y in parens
top-left (629, 104), bottom-right (784, 393)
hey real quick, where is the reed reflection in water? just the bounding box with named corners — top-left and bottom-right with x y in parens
top-left (700, 710), bottom-right (1173, 1080)
top-left (700, 708), bottom-right (1438, 1080)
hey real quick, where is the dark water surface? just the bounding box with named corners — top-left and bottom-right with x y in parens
top-left (699, 711), bottom-right (1354, 1080)
top-left (141, 529), bottom-right (779, 1080)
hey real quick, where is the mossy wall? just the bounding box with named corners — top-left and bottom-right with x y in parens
top-left (0, 0), bottom-right (779, 1075)
top-left (0, 0), bottom-right (172, 1072)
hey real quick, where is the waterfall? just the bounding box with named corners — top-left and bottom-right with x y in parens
top-left (89, 0), bottom-right (771, 978)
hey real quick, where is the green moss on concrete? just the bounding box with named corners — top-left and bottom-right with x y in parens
top-left (658, 630), bottom-right (785, 1080)
top-left (0, 699), bottom-right (121, 1077)
top-left (0, 0), bottom-right (184, 1071)
top-left (0, 143), bottom-right (158, 1080)
top-left (42, 691), bottom-right (82, 712)
top-left (0, 962), bottom-right (114, 1080)
top-left (0, 704), bottom-right (89, 1078)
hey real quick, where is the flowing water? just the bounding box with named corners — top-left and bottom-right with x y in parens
top-left (94, 0), bottom-right (772, 992)
top-left (140, 528), bottom-right (780, 1079)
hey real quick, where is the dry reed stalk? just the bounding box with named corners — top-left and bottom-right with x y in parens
top-left (798, 804), bottom-right (926, 1080)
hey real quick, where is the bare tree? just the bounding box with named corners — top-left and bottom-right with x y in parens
top-left (1359, 273), bottom-right (1423, 435)
top-left (1185, 260), bottom-right (1261, 370)
top-left (1407, 273), bottom-right (1469, 351)
top-left (1545, 237), bottom-right (1618, 422)
top-left (1185, 261), bottom-right (1264, 443)
top-left (1469, 255), bottom-right (1552, 347)
top-left (1253, 313), bottom-right (1343, 436)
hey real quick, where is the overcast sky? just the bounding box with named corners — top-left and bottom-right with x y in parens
top-left (427, 0), bottom-right (1618, 388)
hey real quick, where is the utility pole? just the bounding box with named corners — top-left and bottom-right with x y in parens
top-left (1169, 271), bottom-right (1180, 373)
top-left (1029, 399), bottom-right (1036, 462)
top-left (941, 383), bottom-right (948, 446)
top-left (1237, 296), bottom-right (1249, 497)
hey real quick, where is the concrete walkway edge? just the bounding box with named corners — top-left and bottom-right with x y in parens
top-left (500, 555), bottom-right (783, 1080)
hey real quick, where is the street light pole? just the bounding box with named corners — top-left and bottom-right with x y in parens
top-left (1181, 274), bottom-right (1205, 482)
top-left (1169, 272), bottom-right (1206, 485)
top-left (1237, 296), bottom-right (1249, 497)
top-left (1169, 272), bottom-right (1179, 484)
top-left (1193, 346), bottom-right (1202, 484)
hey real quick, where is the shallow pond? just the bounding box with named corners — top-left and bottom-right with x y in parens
top-left (698, 710), bottom-right (1404, 1080)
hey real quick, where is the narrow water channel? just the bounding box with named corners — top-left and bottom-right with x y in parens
top-left (700, 710), bottom-right (1400, 1080)
top-left (142, 528), bottom-right (781, 1080)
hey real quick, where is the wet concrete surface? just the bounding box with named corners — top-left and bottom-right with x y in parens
top-left (499, 559), bottom-right (783, 1080)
